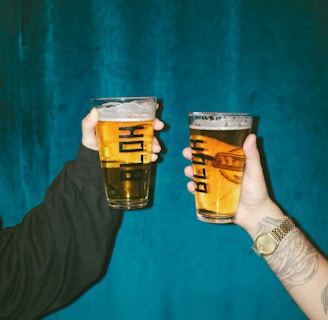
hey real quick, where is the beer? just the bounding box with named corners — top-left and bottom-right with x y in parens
top-left (93, 97), bottom-right (156, 209)
top-left (189, 113), bottom-right (252, 223)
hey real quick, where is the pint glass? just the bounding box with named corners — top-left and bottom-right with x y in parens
top-left (188, 112), bottom-right (253, 223)
top-left (92, 97), bottom-right (157, 210)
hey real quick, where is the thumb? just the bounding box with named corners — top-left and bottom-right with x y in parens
top-left (81, 108), bottom-right (99, 150)
top-left (243, 134), bottom-right (262, 177)
top-left (242, 134), bottom-right (268, 200)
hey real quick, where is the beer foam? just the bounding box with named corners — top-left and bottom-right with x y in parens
top-left (189, 118), bottom-right (252, 130)
top-left (98, 101), bottom-right (155, 122)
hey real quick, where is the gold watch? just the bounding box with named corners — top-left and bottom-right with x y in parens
top-left (253, 216), bottom-right (295, 256)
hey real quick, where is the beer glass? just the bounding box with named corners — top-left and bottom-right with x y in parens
top-left (188, 112), bottom-right (253, 223)
top-left (92, 97), bottom-right (157, 210)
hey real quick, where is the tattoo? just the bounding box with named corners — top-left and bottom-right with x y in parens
top-left (258, 217), bottom-right (319, 290)
top-left (322, 284), bottom-right (328, 314)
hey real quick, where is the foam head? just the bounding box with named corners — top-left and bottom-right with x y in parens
top-left (189, 113), bottom-right (252, 130)
top-left (95, 98), bottom-right (156, 122)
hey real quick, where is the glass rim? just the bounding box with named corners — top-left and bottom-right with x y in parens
top-left (91, 96), bottom-right (157, 102)
top-left (188, 112), bottom-right (251, 117)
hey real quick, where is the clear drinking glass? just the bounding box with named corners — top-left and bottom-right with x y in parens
top-left (188, 112), bottom-right (253, 223)
top-left (92, 97), bottom-right (157, 210)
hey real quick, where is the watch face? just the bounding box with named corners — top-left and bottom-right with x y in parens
top-left (255, 233), bottom-right (278, 255)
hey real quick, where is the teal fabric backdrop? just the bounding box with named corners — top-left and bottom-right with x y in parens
top-left (1, 0), bottom-right (328, 319)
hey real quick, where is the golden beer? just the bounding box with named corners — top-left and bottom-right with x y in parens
top-left (189, 113), bottom-right (252, 223)
top-left (93, 97), bottom-right (156, 210)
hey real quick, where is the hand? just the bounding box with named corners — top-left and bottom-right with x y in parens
top-left (81, 107), bottom-right (164, 162)
top-left (182, 134), bottom-right (278, 232)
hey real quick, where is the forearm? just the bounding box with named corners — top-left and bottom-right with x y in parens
top-left (0, 145), bottom-right (123, 319)
top-left (41, 145), bottom-right (123, 315)
top-left (242, 200), bottom-right (328, 319)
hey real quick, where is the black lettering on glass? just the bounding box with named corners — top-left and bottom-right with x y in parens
top-left (195, 181), bottom-right (207, 193)
top-left (119, 125), bottom-right (144, 138)
top-left (194, 168), bottom-right (206, 179)
top-left (190, 139), bottom-right (204, 151)
top-left (119, 141), bottom-right (144, 152)
top-left (120, 155), bottom-right (144, 166)
top-left (192, 153), bottom-right (206, 165)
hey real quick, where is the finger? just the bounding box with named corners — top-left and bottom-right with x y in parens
top-left (151, 153), bottom-right (159, 162)
top-left (182, 147), bottom-right (192, 160)
top-left (184, 165), bottom-right (194, 178)
top-left (187, 181), bottom-right (195, 194)
top-left (81, 108), bottom-right (99, 150)
top-left (152, 137), bottom-right (161, 153)
top-left (154, 118), bottom-right (164, 131)
top-left (82, 107), bottom-right (98, 129)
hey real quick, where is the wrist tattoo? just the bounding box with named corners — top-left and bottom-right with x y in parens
top-left (258, 217), bottom-right (319, 290)
top-left (322, 284), bottom-right (328, 315)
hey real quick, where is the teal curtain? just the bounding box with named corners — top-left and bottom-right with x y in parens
top-left (1, 1), bottom-right (328, 319)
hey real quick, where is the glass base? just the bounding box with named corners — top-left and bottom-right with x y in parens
top-left (196, 212), bottom-right (234, 224)
top-left (108, 198), bottom-right (148, 210)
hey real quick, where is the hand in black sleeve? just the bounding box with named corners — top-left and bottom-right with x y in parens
top-left (0, 145), bottom-right (123, 320)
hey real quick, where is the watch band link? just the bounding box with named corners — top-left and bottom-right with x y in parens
top-left (271, 216), bottom-right (296, 242)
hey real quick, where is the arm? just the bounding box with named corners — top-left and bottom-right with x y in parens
top-left (183, 134), bottom-right (328, 320)
top-left (0, 108), bottom-right (164, 320)
top-left (237, 134), bottom-right (328, 320)
top-left (241, 200), bottom-right (328, 320)
top-left (0, 144), bottom-right (123, 320)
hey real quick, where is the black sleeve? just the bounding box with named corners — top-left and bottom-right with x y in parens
top-left (0, 145), bottom-right (123, 320)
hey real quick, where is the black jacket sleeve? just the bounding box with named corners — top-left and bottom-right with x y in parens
top-left (0, 145), bottom-right (123, 320)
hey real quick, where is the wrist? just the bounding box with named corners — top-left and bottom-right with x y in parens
top-left (81, 139), bottom-right (98, 151)
top-left (72, 144), bottom-right (103, 188)
top-left (236, 199), bottom-right (285, 240)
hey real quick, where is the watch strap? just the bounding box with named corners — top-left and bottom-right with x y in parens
top-left (270, 216), bottom-right (296, 243)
